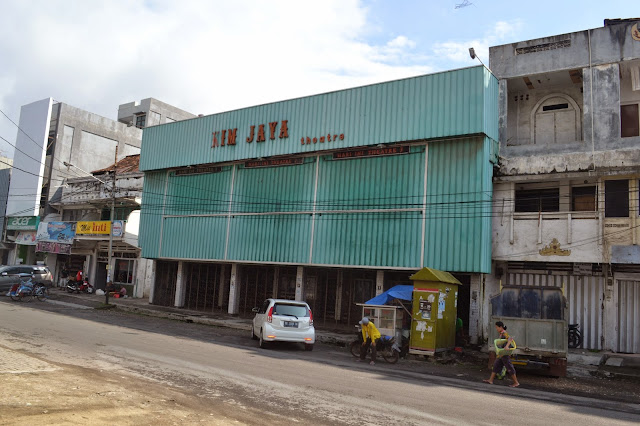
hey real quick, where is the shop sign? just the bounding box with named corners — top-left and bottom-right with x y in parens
top-left (36, 222), bottom-right (76, 244)
top-left (36, 241), bottom-right (72, 255)
top-left (76, 220), bottom-right (124, 237)
top-left (332, 145), bottom-right (409, 160)
top-left (174, 166), bottom-right (222, 176)
top-left (7, 216), bottom-right (40, 231)
top-left (15, 231), bottom-right (37, 246)
top-left (245, 158), bottom-right (304, 168)
top-left (573, 263), bottom-right (593, 275)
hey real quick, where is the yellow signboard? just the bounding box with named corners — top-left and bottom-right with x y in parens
top-left (76, 221), bottom-right (111, 235)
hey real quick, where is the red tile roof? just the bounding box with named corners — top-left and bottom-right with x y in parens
top-left (92, 154), bottom-right (140, 175)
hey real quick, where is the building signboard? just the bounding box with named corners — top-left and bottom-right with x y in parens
top-left (36, 241), bottom-right (72, 255)
top-left (76, 221), bottom-right (124, 237)
top-left (174, 166), bottom-right (222, 176)
top-left (332, 145), bottom-right (410, 160)
top-left (7, 216), bottom-right (40, 231)
top-left (244, 158), bottom-right (304, 168)
top-left (573, 263), bottom-right (593, 275)
top-left (15, 231), bottom-right (37, 246)
top-left (36, 222), bottom-right (75, 244)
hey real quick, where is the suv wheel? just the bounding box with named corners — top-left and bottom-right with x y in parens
top-left (259, 329), bottom-right (268, 349)
top-left (251, 325), bottom-right (258, 340)
top-left (304, 343), bottom-right (314, 351)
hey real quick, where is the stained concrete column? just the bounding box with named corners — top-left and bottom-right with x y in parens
top-left (481, 268), bottom-right (502, 347)
top-left (147, 260), bottom-right (157, 303)
top-left (469, 272), bottom-right (486, 345)
top-left (375, 270), bottom-right (384, 296)
top-left (174, 261), bottom-right (186, 308)
top-left (228, 264), bottom-right (240, 315)
top-left (295, 266), bottom-right (304, 301)
top-left (89, 254), bottom-right (98, 289)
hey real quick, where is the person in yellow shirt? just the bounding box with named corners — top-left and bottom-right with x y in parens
top-left (359, 317), bottom-right (381, 365)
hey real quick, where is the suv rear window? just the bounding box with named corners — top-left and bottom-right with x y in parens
top-left (273, 303), bottom-right (309, 318)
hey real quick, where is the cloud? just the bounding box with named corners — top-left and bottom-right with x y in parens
top-left (432, 20), bottom-right (522, 65)
top-left (0, 0), bottom-right (431, 156)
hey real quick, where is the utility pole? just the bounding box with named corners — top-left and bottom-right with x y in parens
top-left (105, 145), bottom-right (118, 305)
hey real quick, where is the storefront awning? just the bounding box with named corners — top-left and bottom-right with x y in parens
top-left (365, 285), bottom-right (413, 305)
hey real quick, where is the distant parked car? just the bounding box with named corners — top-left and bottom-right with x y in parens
top-left (0, 265), bottom-right (53, 292)
top-left (251, 299), bottom-right (315, 351)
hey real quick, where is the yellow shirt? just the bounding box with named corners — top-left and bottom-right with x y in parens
top-left (361, 322), bottom-right (381, 341)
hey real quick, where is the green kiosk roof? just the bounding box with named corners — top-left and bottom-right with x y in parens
top-left (409, 267), bottom-right (462, 285)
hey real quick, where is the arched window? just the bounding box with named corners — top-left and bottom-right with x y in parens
top-left (531, 94), bottom-right (582, 144)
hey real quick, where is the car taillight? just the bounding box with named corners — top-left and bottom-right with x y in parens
top-left (309, 309), bottom-right (313, 326)
top-left (267, 306), bottom-right (273, 323)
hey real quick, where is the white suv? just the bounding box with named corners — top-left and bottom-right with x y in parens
top-left (251, 299), bottom-right (315, 351)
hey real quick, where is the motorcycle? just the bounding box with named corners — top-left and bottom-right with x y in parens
top-left (568, 323), bottom-right (582, 349)
top-left (67, 277), bottom-right (94, 294)
top-left (349, 325), bottom-right (400, 364)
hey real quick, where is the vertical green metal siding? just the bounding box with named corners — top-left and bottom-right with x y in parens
top-left (232, 160), bottom-right (315, 213)
top-left (312, 212), bottom-right (423, 267)
top-left (314, 148), bottom-right (425, 211)
top-left (164, 168), bottom-right (232, 216)
top-left (161, 216), bottom-right (227, 259)
top-left (138, 67), bottom-right (498, 273)
top-left (140, 66), bottom-right (496, 170)
top-left (139, 171), bottom-right (167, 258)
top-left (227, 215), bottom-right (311, 263)
top-left (424, 137), bottom-right (492, 272)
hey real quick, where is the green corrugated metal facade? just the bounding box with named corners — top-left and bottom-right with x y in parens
top-left (139, 66), bottom-right (498, 273)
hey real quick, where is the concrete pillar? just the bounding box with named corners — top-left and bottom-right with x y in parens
top-left (44, 253), bottom-right (57, 285)
top-left (89, 253), bottom-right (98, 288)
top-left (218, 264), bottom-right (229, 308)
top-left (7, 248), bottom-right (16, 265)
top-left (375, 270), bottom-right (384, 296)
top-left (147, 260), bottom-right (157, 303)
top-left (228, 263), bottom-right (240, 315)
top-left (174, 261), bottom-right (186, 308)
top-left (84, 254), bottom-right (91, 278)
top-left (295, 266), bottom-right (304, 301)
top-left (272, 266), bottom-right (279, 299)
top-left (334, 270), bottom-right (343, 321)
top-left (468, 273), bottom-right (483, 345)
top-left (482, 267), bottom-right (502, 346)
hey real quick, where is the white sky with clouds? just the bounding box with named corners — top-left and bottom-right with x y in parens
top-left (0, 0), bottom-right (638, 157)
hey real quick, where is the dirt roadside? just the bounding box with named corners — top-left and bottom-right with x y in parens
top-left (0, 345), bottom-right (273, 426)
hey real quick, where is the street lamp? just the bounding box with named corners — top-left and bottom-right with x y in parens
top-left (64, 151), bottom-right (117, 304)
top-left (469, 47), bottom-right (490, 71)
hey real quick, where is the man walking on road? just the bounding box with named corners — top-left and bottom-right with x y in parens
top-left (358, 317), bottom-right (381, 366)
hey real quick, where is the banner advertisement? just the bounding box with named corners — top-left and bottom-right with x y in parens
top-left (15, 231), bottom-right (37, 246)
top-left (76, 221), bottom-right (124, 237)
top-left (36, 241), bottom-right (72, 255)
top-left (36, 222), bottom-right (76, 244)
top-left (7, 216), bottom-right (40, 231)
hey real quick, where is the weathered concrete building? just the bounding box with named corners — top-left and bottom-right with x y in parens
top-left (4, 97), bottom-right (194, 295)
top-left (484, 19), bottom-right (640, 353)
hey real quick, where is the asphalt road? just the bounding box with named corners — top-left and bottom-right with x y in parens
top-left (1, 298), bottom-right (639, 425)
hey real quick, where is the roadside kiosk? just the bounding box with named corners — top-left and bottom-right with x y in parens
top-left (409, 268), bottom-right (462, 356)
